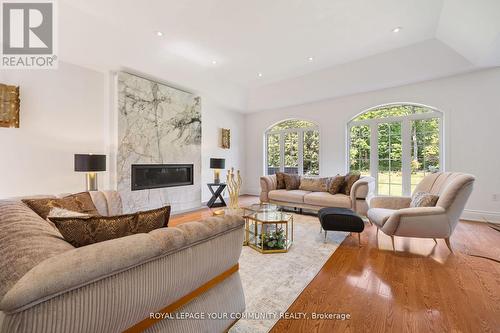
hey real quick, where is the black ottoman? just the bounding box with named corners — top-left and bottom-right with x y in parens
top-left (318, 207), bottom-right (365, 246)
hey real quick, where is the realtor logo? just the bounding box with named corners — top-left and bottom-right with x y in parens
top-left (1, 0), bottom-right (57, 68)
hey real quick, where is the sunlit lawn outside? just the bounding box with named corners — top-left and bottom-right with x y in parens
top-left (377, 171), bottom-right (426, 196)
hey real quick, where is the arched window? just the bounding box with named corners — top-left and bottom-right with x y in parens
top-left (348, 104), bottom-right (443, 196)
top-left (265, 119), bottom-right (319, 176)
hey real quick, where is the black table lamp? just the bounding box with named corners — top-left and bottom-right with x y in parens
top-left (210, 158), bottom-right (225, 184)
top-left (74, 154), bottom-right (106, 191)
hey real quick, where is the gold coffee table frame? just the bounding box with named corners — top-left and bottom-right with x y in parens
top-left (212, 203), bottom-right (293, 252)
top-left (245, 211), bottom-right (294, 254)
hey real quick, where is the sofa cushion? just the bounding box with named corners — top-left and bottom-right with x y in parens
top-left (367, 208), bottom-right (395, 227)
top-left (22, 192), bottom-right (99, 220)
top-left (275, 172), bottom-right (286, 189)
top-left (342, 173), bottom-right (361, 195)
top-left (0, 200), bottom-right (74, 301)
top-left (299, 177), bottom-right (329, 192)
top-left (136, 205), bottom-right (171, 229)
top-left (303, 192), bottom-right (351, 208)
top-left (283, 173), bottom-right (300, 190)
top-left (47, 207), bottom-right (91, 218)
top-left (268, 190), bottom-right (311, 204)
top-left (410, 192), bottom-right (439, 207)
top-left (50, 214), bottom-right (137, 247)
top-left (50, 206), bottom-right (171, 248)
top-left (328, 175), bottom-right (344, 194)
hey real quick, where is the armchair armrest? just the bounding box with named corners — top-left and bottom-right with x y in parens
top-left (382, 206), bottom-right (449, 236)
top-left (369, 196), bottom-right (411, 210)
top-left (260, 175), bottom-right (277, 202)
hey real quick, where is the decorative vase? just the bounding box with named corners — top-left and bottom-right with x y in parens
top-left (226, 168), bottom-right (242, 209)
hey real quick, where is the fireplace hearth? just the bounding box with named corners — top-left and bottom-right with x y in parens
top-left (131, 164), bottom-right (194, 191)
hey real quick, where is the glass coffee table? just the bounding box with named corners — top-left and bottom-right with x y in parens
top-left (212, 204), bottom-right (293, 253)
top-left (246, 210), bottom-right (293, 254)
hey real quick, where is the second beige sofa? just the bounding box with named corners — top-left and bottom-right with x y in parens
top-left (260, 175), bottom-right (375, 215)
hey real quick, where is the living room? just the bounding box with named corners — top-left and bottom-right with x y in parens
top-left (0, 1), bottom-right (499, 332)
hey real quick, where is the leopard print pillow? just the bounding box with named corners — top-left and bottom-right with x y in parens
top-left (50, 205), bottom-right (171, 247)
top-left (342, 173), bottom-right (361, 195)
top-left (328, 175), bottom-right (345, 194)
top-left (23, 192), bottom-right (99, 220)
top-left (299, 177), bottom-right (329, 192)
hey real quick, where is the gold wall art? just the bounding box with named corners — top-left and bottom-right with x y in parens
top-left (0, 84), bottom-right (20, 128)
top-left (221, 128), bottom-right (230, 149)
top-left (227, 167), bottom-right (242, 209)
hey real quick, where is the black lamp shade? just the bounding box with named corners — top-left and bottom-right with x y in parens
top-left (74, 154), bottom-right (106, 172)
top-left (210, 158), bottom-right (225, 169)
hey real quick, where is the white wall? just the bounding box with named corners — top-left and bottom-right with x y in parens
top-left (201, 99), bottom-right (246, 203)
top-left (0, 62), bottom-right (107, 197)
top-left (244, 68), bottom-right (500, 222)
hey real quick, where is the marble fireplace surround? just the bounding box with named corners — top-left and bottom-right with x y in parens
top-left (116, 72), bottom-right (202, 213)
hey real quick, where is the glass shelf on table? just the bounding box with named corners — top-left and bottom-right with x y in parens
top-left (241, 203), bottom-right (279, 217)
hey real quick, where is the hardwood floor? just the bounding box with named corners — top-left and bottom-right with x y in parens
top-left (170, 196), bottom-right (500, 333)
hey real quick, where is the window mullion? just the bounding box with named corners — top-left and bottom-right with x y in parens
top-left (279, 132), bottom-right (285, 172)
top-left (264, 134), bottom-right (269, 175)
top-left (439, 117), bottom-right (445, 171)
top-left (401, 119), bottom-right (412, 196)
top-left (370, 123), bottom-right (378, 194)
top-left (298, 130), bottom-right (304, 175)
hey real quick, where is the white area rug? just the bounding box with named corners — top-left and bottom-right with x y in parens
top-left (230, 213), bottom-right (348, 333)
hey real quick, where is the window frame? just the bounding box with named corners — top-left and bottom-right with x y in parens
top-left (347, 104), bottom-right (444, 196)
top-left (265, 121), bottom-right (320, 176)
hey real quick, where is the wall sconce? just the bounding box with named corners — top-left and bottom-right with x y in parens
top-left (221, 128), bottom-right (230, 149)
top-left (0, 83), bottom-right (20, 128)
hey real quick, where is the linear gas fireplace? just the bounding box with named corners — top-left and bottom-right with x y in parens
top-left (131, 164), bottom-right (194, 191)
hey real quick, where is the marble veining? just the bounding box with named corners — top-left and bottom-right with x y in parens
top-left (117, 72), bottom-right (201, 213)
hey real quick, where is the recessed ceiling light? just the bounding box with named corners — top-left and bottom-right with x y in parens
top-left (257, 72), bottom-right (263, 77)
top-left (392, 26), bottom-right (402, 33)
top-left (307, 57), bottom-right (314, 62)
top-left (155, 31), bottom-right (163, 37)
top-left (211, 60), bottom-right (217, 65)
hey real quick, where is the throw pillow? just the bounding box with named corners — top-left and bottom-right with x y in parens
top-left (328, 175), bottom-right (345, 195)
top-left (49, 205), bottom-right (171, 247)
top-left (342, 172), bottom-right (361, 195)
top-left (23, 192), bottom-right (99, 220)
top-left (283, 173), bottom-right (301, 190)
top-left (135, 205), bottom-right (171, 232)
top-left (299, 177), bottom-right (329, 192)
top-left (410, 192), bottom-right (439, 207)
top-left (47, 207), bottom-right (90, 218)
top-left (275, 172), bottom-right (286, 189)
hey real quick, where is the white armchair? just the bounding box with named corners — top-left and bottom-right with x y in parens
top-left (367, 172), bottom-right (475, 252)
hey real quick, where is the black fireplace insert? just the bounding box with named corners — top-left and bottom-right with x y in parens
top-left (131, 164), bottom-right (194, 191)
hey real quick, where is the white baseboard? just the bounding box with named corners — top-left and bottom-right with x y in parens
top-left (461, 209), bottom-right (500, 224)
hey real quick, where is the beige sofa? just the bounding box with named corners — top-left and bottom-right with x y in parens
top-left (0, 191), bottom-right (245, 333)
top-left (260, 175), bottom-right (375, 215)
top-left (367, 172), bottom-right (475, 252)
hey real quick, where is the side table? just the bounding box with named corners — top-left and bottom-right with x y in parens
top-left (206, 183), bottom-right (227, 208)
